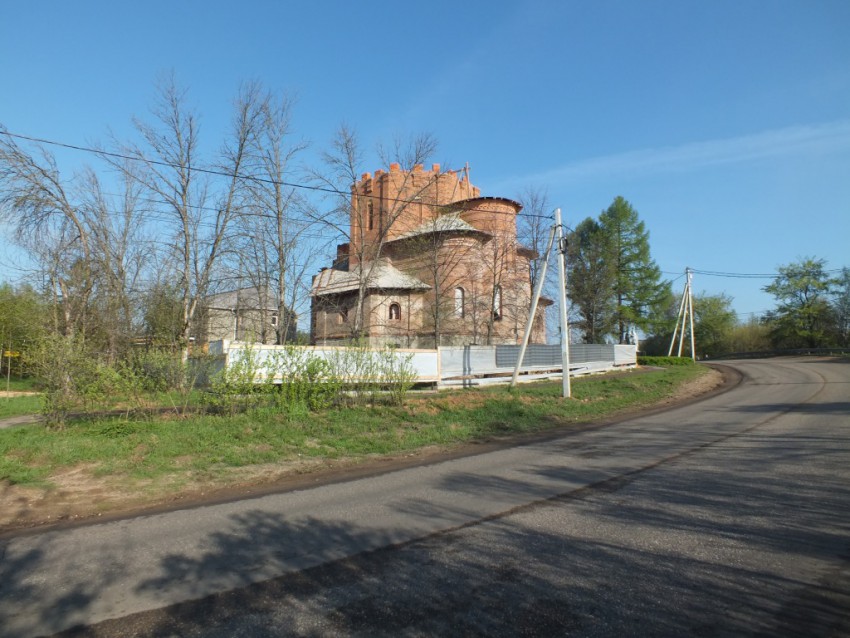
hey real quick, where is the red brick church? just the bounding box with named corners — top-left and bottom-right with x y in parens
top-left (310, 163), bottom-right (548, 347)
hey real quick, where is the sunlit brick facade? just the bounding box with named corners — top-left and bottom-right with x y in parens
top-left (311, 164), bottom-right (548, 347)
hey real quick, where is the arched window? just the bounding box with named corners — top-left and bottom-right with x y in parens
top-left (368, 201), bottom-right (374, 230)
top-left (389, 303), bottom-right (401, 321)
top-left (454, 287), bottom-right (465, 318)
top-left (493, 285), bottom-right (502, 321)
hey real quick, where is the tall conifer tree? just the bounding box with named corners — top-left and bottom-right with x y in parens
top-left (598, 196), bottom-right (670, 343)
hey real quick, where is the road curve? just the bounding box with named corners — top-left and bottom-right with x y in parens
top-left (1, 358), bottom-right (848, 637)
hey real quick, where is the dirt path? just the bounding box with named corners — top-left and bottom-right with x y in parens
top-left (0, 414), bottom-right (40, 429)
top-left (0, 392), bottom-right (42, 429)
top-left (0, 366), bottom-right (727, 534)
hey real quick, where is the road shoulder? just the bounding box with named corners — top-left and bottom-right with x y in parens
top-left (0, 365), bottom-right (733, 537)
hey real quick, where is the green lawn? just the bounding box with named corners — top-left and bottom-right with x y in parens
top-left (0, 394), bottom-right (42, 419)
top-left (1, 376), bottom-right (40, 392)
top-left (0, 365), bottom-right (708, 490)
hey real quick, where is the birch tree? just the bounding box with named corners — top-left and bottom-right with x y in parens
top-left (405, 214), bottom-right (477, 347)
top-left (79, 166), bottom-right (148, 360)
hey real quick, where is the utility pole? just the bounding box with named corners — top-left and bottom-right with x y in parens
top-left (4, 334), bottom-right (10, 395)
top-left (668, 267), bottom-right (696, 361)
top-left (510, 225), bottom-right (555, 389)
top-left (510, 208), bottom-right (571, 398)
top-left (555, 208), bottom-right (571, 398)
top-left (687, 268), bottom-right (696, 361)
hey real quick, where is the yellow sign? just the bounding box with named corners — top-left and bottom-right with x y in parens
top-left (3, 351), bottom-right (20, 358)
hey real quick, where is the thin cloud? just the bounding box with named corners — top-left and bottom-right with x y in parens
top-left (496, 120), bottom-right (850, 189)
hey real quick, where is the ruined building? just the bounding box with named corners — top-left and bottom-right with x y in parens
top-left (310, 163), bottom-right (548, 348)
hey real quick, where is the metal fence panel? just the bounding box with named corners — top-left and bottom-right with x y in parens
top-left (495, 344), bottom-right (562, 368)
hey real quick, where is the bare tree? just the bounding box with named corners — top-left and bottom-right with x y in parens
top-left (237, 90), bottom-right (313, 344)
top-left (0, 130), bottom-right (155, 360)
top-left (0, 129), bottom-right (94, 337)
top-left (516, 186), bottom-right (552, 294)
top-left (79, 165), bottom-right (148, 360)
top-left (401, 212), bottom-right (479, 347)
top-left (516, 186), bottom-right (559, 343)
top-left (481, 234), bottom-right (514, 345)
top-left (109, 77), bottom-right (267, 350)
top-left (309, 126), bottom-right (438, 341)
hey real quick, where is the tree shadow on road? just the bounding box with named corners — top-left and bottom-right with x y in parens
top-left (48, 440), bottom-right (850, 638)
top-left (0, 534), bottom-right (124, 638)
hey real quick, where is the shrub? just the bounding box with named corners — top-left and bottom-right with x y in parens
top-left (206, 344), bottom-right (263, 415)
top-left (122, 348), bottom-right (186, 393)
top-left (264, 347), bottom-right (340, 412)
top-left (325, 342), bottom-right (416, 406)
top-left (637, 356), bottom-right (696, 367)
top-left (26, 334), bottom-right (120, 428)
top-left (376, 346), bottom-right (416, 406)
top-left (115, 349), bottom-right (215, 415)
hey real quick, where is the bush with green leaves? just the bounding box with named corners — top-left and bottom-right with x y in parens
top-left (375, 345), bottom-right (417, 405)
top-left (325, 342), bottom-right (416, 406)
top-left (204, 343), bottom-right (417, 415)
top-left (262, 347), bottom-right (340, 412)
top-left (26, 334), bottom-right (122, 427)
top-left (114, 349), bottom-right (215, 414)
top-left (122, 348), bottom-right (186, 393)
top-left (206, 344), bottom-right (264, 415)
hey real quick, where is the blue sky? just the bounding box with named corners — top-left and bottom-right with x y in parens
top-left (2, 0), bottom-right (849, 318)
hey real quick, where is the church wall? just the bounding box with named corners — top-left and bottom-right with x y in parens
top-left (312, 164), bottom-right (548, 346)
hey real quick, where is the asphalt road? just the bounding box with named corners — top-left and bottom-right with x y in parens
top-left (2, 358), bottom-right (849, 637)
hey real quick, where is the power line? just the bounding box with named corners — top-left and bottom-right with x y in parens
top-left (1, 129), bottom-right (554, 220)
top-left (93, 190), bottom-right (326, 234)
top-left (690, 268), bottom-right (844, 279)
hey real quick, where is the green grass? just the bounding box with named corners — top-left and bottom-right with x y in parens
top-left (0, 376), bottom-right (40, 392)
top-left (0, 365), bottom-right (708, 490)
top-left (0, 394), bottom-right (43, 419)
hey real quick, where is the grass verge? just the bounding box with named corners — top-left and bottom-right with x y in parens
top-left (0, 394), bottom-right (43, 419)
top-left (0, 365), bottom-right (709, 494)
top-left (0, 376), bottom-right (40, 392)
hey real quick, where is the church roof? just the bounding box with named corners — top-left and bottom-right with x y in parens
top-left (311, 259), bottom-right (431, 297)
top-left (448, 195), bottom-right (523, 211)
top-left (390, 212), bottom-right (487, 242)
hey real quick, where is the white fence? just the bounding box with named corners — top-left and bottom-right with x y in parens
top-left (209, 340), bottom-right (637, 388)
top-left (439, 344), bottom-right (637, 386)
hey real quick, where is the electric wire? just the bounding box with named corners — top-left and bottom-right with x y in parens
top-left (4, 129), bottom-right (846, 283)
top-left (690, 267), bottom-right (844, 279)
top-left (1, 129), bottom-right (555, 220)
